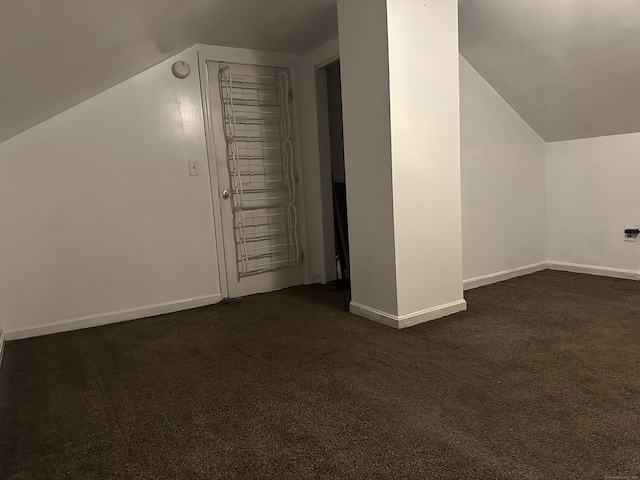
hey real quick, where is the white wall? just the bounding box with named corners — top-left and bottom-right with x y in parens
top-left (547, 133), bottom-right (640, 274)
top-left (297, 39), bottom-right (340, 284)
top-left (387, 0), bottom-right (465, 317)
top-left (1, 29), bottom-right (610, 339)
top-left (337, 0), bottom-right (399, 316)
top-left (0, 46), bottom-right (223, 339)
top-left (293, 35), bottom-right (551, 293)
top-left (460, 57), bottom-right (547, 283)
top-left (0, 41), bottom-right (343, 339)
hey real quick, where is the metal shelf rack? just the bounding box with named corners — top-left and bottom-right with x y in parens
top-left (218, 65), bottom-right (300, 279)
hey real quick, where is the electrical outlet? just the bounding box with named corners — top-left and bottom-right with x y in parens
top-left (188, 157), bottom-right (200, 176)
top-left (624, 225), bottom-right (638, 242)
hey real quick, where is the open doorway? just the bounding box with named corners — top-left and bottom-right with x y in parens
top-left (320, 60), bottom-right (350, 290)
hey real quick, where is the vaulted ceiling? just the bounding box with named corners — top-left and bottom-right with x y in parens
top-left (0, 0), bottom-right (337, 144)
top-left (459, 0), bottom-right (640, 142)
top-left (2, 0), bottom-right (640, 144)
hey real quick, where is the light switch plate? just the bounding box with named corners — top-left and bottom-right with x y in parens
top-left (188, 157), bottom-right (200, 176)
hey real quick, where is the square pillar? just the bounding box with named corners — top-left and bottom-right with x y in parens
top-left (338, 0), bottom-right (466, 328)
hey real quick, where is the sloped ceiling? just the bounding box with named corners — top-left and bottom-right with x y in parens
top-left (0, 0), bottom-right (338, 144)
top-left (4, 0), bottom-right (640, 145)
top-left (459, 0), bottom-right (640, 142)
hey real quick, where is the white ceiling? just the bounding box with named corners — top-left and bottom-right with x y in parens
top-left (3, 0), bottom-right (640, 144)
top-left (0, 0), bottom-right (338, 144)
top-left (459, 0), bottom-right (640, 142)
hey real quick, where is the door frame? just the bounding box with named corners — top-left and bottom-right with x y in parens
top-left (197, 45), bottom-right (310, 298)
top-left (314, 55), bottom-right (341, 283)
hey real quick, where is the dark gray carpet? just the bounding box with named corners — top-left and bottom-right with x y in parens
top-left (0, 270), bottom-right (639, 479)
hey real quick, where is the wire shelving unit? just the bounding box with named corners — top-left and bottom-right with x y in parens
top-left (218, 65), bottom-right (300, 279)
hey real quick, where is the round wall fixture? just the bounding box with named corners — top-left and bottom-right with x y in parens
top-left (171, 61), bottom-right (190, 79)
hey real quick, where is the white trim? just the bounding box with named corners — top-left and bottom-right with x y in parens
top-left (397, 300), bottom-right (468, 328)
top-left (289, 62), bottom-right (312, 285)
top-left (316, 54), bottom-right (340, 70)
top-left (296, 38), bottom-right (340, 285)
top-left (349, 302), bottom-right (399, 328)
top-left (0, 330), bottom-right (5, 369)
top-left (314, 64), bottom-right (337, 283)
top-left (314, 43), bottom-right (341, 285)
top-left (463, 261), bottom-right (547, 290)
top-left (349, 299), bottom-right (467, 329)
top-left (197, 51), bottom-right (230, 299)
top-left (5, 294), bottom-right (223, 341)
top-left (464, 261), bottom-right (640, 289)
top-left (546, 261), bottom-right (640, 279)
top-left (195, 44), bottom-right (300, 68)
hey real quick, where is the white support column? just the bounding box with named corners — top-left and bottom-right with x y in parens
top-left (338, 0), bottom-right (466, 328)
top-left (338, 0), bottom-right (399, 321)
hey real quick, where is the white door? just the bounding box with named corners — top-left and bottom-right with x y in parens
top-left (207, 61), bottom-right (304, 298)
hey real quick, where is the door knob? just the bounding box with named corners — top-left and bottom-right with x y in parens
top-left (222, 189), bottom-right (231, 200)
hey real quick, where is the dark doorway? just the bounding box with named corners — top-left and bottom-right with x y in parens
top-left (324, 61), bottom-right (349, 289)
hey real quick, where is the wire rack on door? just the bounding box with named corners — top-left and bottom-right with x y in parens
top-left (218, 64), bottom-right (300, 279)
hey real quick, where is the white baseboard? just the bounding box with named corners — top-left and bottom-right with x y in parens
top-left (464, 261), bottom-right (640, 290)
top-left (398, 300), bottom-right (468, 328)
top-left (5, 294), bottom-right (223, 341)
top-left (349, 299), bottom-right (467, 329)
top-left (0, 330), bottom-right (5, 369)
top-left (4, 261), bottom-right (635, 341)
top-left (349, 302), bottom-right (399, 328)
top-left (463, 261), bottom-right (547, 290)
top-left (546, 261), bottom-right (640, 279)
